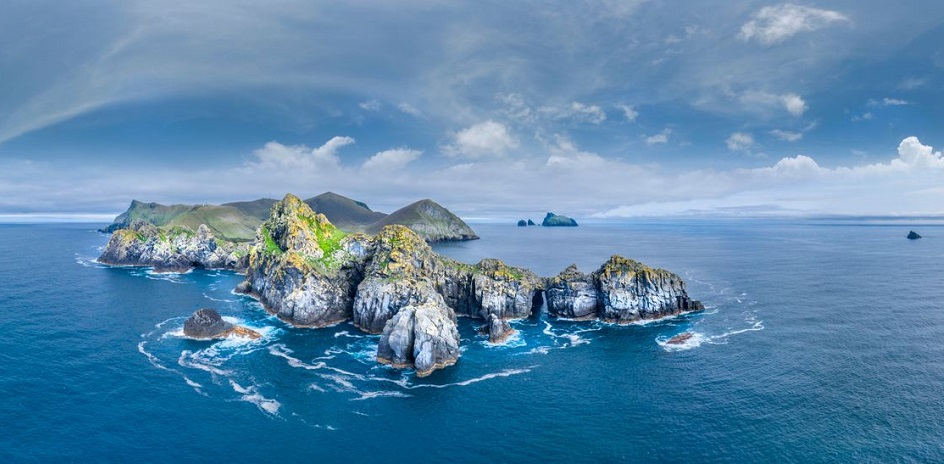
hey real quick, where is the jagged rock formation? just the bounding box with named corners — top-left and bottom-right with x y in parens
top-left (183, 308), bottom-right (261, 339)
top-left (527, 219), bottom-right (536, 226)
top-left (237, 194), bottom-right (702, 377)
top-left (547, 256), bottom-right (703, 324)
top-left (243, 194), bottom-right (371, 328)
top-left (542, 212), bottom-right (578, 227)
top-left (907, 231), bottom-right (922, 240)
top-left (376, 299), bottom-right (460, 377)
top-left (98, 220), bottom-right (250, 272)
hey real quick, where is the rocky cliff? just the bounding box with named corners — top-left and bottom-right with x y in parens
top-left (98, 220), bottom-right (250, 272)
top-left (236, 194), bottom-right (702, 377)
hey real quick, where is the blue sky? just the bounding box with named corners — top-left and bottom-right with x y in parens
top-left (1, 1), bottom-right (943, 220)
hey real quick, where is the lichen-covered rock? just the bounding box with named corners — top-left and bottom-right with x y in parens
top-left (98, 220), bottom-right (250, 272)
top-left (469, 259), bottom-right (542, 320)
top-left (546, 256), bottom-right (702, 323)
top-left (244, 194), bottom-right (370, 327)
top-left (546, 264), bottom-right (598, 319)
top-left (376, 298), bottom-right (460, 377)
top-left (595, 255), bottom-right (690, 323)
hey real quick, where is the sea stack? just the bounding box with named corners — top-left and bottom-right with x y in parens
top-left (542, 212), bottom-right (578, 227)
top-left (907, 231), bottom-right (922, 240)
top-left (183, 308), bottom-right (261, 339)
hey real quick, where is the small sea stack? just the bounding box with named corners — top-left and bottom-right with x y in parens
top-left (907, 231), bottom-right (922, 240)
top-left (183, 308), bottom-right (260, 339)
top-left (517, 219), bottom-right (527, 227)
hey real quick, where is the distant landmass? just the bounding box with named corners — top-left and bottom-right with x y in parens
top-left (542, 212), bottom-right (578, 227)
top-left (100, 192), bottom-right (478, 243)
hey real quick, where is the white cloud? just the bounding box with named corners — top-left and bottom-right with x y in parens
top-left (852, 112), bottom-right (874, 122)
top-left (739, 3), bottom-right (849, 45)
top-left (616, 103), bottom-right (638, 122)
top-left (770, 129), bottom-right (802, 142)
top-left (645, 128), bottom-right (672, 145)
top-left (361, 148), bottom-right (422, 172)
top-left (359, 100), bottom-right (381, 111)
top-left (739, 91), bottom-right (808, 117)
top-left (726, 132), bottom-right (755, 151)
top-left (397, 102), bottom-right (424, 117)
top-left (442, 120), bottom-right (519, 158)
top-left (249, 136), bottom-right (354, 171)
top-left (869, 97), bottom-right (910, 107)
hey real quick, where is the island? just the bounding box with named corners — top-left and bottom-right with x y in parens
top-left (907, 231), bottom-right (922, 240)
top-left (542, 212), bottom-right (578, 227)
top-left (99, 194), bottom-right (703, 377)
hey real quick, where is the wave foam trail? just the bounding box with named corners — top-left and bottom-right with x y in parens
top-left (202, 292), bottom-right (236, 303)
top-left (229, 380), bottom-right (281, 416)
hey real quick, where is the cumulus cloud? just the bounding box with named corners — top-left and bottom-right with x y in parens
top-left (249, 136), bottom-right (354, 171)
top-left (540, 102), bottom-right (607, 124)
top-left (616, 103), bottom-right (639, 122)
top-left (361, 148), bottom-right (422, 172)
top-left (739, 3), bottom-right (849, 45)
top-left (442, 120), bottom-right (519, 158)
top-left (770, 129), bottom-right (802, 141)
top-left (726, 132), bottom-right (755, 152)
top-left (645, 128), bottom-right (672, 145)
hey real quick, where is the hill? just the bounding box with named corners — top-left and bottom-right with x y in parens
top-left (303, 192), bottom-right (387, 231)
top-left (365, 199), bottom-right (479, 241)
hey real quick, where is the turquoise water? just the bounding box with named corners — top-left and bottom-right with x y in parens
top-left (1, 221), bottom-right (943, 462)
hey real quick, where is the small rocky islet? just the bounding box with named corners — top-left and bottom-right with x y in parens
top-left (101, 194), bottom-right (703, 377)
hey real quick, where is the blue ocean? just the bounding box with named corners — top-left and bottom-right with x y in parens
top-left (2, 220), bottom-right (943, 462)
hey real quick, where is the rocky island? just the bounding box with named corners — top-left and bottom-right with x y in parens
top-left (100, 193), bottom-right (703, 377)
top-left (542, 212), bottom-right (578, 227)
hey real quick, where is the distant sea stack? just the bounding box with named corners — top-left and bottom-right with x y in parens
top-left (517, 220), bottom-right (527, 227)
top-left (542, 212), bottom-right (578, 227)
top-left (907, 231), bottom-right (922, 240)
top-left (235, 194), bottom-right (703, 377)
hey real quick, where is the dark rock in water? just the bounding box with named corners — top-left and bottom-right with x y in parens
top-left (527, 219), bottom-right (536, 226)
top-left (907, 231), bottom-right (922, 240)
top-left (183, 308), bottom-right (261, 339)
top-left (376, 299), bottom-right (460, 377)
top-left (234, 281), bottom-right (252, 294)
top-left (183, 308), bottom-right (235, 339)
top-left (517, 219), bottom-right (527, 227)
top-left (542, 212), bottom-right (578, 227)
top-left (667, 332), bottom-right (694, 345)
top-left (484, 313), bottom-right (514, 343)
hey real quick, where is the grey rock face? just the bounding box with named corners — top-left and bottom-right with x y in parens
top-left (485, 313), bottom-right (514, 343)
top-left (376, 298), bottom-right (460, 377)
top-left (183, 308), bottom-right (234, 339)
top-left (470, 259), bottom-right (541, 320)
top-left (546, 264), bottom-right (599, 319)
top-left (98, 220), bottom-right (250, 272)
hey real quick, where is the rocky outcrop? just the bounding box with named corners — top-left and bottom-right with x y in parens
top-left (527, 219), bottom-right (536, 226)
top-left (376, 299), bottom-right (460, 377)
top-left (907, 231), bottom-right (922, 240)
top-left (484, 313), bottom-right (515, 343)
top-left (98, 221), bottom-right (250, 272)
top-left (517, 220), bottom-right (527, 227)
top-left (243, 194), bottom-right (370, 328)
top-left (542, 212), bottom-right (578, 227)
top-left (183, 308), bottom-right (261, 339)
top-left (546, 264), bottom-right (599, 319)
top-left (238, 194), bottom-right (703, 377)
top-left (546, 256), bottom-right (703, 324)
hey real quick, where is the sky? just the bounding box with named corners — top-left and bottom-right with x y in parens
top-left (1, 0), bottom-right (944, 220)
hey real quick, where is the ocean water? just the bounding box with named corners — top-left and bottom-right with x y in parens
top-left (2, 220), bottom-right (943, 462)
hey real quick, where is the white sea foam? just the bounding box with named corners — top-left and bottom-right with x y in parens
top-left (229, 380), bottom-right (281, 415)
top-left (351, 390), bottom-right (412, 401)
top-left (202, 292), bottom-right (236, 303)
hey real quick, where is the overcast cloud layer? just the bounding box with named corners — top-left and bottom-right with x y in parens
top-left (1, 1), bottom-right (943, 220)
